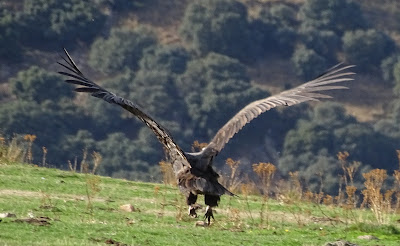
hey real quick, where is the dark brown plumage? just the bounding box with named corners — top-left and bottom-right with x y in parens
top-left (58, 48), bottom-right (354, 224)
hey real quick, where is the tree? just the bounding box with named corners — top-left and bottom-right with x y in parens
top-left (374, 99), bottom-right (400, 139)
top-left (129, 70), bottom-right (186, 123)
top-left (101, 0), bottom-right (146, 11)
top-left (178, 53), bottom-right (266, 141)
top-left (342, 29), bottom-right (395, 70)
top-left (393, 62), bottom-right (400, 95)
top-left (84, 70), bottom-right (139, 138)
top-left (139, 45), bottom-right (190, 74)
top-left (279, 150), bottom-right (341, 193)
top-left (9, 66), bottom-right (74, 104)
top-left (0, 10), bottom-right (21, 60)
top-left (20, 0), bottom-right (106, 48)
top-left (381, 55), bottom-right (400, 83)
top-left (96, 131), bottom-right (161, 181)
top-left (61, 130), bottom-right (97, 163)
top-left (180, 0), bottom-right (252, 61)
top-left (291, 46), bottom-right (328, 80)
top-left (0, 100), bottom-right (91, 166)
top-left (251, 3), bottom-right (298, 57)
top-left (280, 102), bottom-right (398, 193)
top-left (299, 0), bottom-right (366, 35)
top-left (89, 26), bottom-right (157, 73)
top-left (299, 27), bottom-right (340, 63)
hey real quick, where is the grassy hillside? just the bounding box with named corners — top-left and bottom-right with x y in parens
top-left (1, 163), bottom-right (399, 245)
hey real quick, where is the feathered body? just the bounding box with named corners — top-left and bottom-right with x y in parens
top-left (58, 48), bottom-right (354, 224)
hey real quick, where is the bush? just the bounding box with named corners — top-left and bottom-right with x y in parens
top-left (9, 66), bottom-right (74, 104)
top-left (129, 69), bottom-right (186, 122)
top-left (299, 27), bottom-right (340, 63)
top-left (20, 0), bottom-right (106, 48)
top-left (291, 46), bottom-right (328, 80)
top-left (0, 10), bottom-right (22, 60)
top-left (281, 102), bottom-right (398, 190)
top-left (96, 131), bottom-right (161, 181)
top-left (342, 29), bottom-right (395, 70)
top-left (0, 100), bottom-right (91, 166)
top-left (180, 0), bottom-right (252, 61)
top-left (84, 70), bottom-right (137, 138)
top-left (178, 53), bottom-right (265, 141)
top-left (101, 0), bottom-right (146, 11)
top-left (394, 62), bottom-right (400, 86)
top-left (89, 26), bottom-right (157, 74)
top-left (280, 103), bottom-right (399, 193)
top-left (139, 45), bottom-right (190, 74)
top-left (374, 100), bottom-right (400, 139)
top-left (299, 0), bottom-right (366, 34)
top-left (251, 3), bottom-right (298, 57)
top-left (381, 55), bottom-right (400, 83)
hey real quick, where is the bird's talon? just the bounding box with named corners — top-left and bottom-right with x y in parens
top-left (188, 206), bottom-right (198, 218)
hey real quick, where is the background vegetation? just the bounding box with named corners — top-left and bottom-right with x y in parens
top-left (0, 0), bottom-right (400, 196)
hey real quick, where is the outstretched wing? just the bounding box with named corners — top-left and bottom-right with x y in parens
top-left (57, 48), bottom-right (191, 171)
top-left (204, 63), bottom-right (355, 154)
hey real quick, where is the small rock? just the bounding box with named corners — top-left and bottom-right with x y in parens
top-left (195, 221), bottom-right (208, 227)
top-left (104, 238), bottom-right (127, 246)
top-left (119, 204), bottom-right (138, 212)
top-left (14, 216), bottom-right (51, 226)
top-left (357, 235), bottom-right (379, 240)
top-left (0, 213), bottom-right (16, 218)
top-left (324, 240), bottom-right (358, 246)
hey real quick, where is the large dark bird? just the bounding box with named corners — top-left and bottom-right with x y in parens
top-left (58, 48), bottom-right (354, 224)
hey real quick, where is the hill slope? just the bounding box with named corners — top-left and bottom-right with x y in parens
top-left (0, 163), bottom-right (399, 245)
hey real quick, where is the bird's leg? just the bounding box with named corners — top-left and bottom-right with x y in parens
top-left (187, 193), bottom-right (198, 218)
top-left (188, 205), bottom-right (198, 218)
top-left (204, 206), bottom-right (214, 225)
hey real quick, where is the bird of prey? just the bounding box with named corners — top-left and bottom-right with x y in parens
top-left (58, 48), bottom-right (354, 224)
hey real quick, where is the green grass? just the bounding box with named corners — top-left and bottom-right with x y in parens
top-left (1, 163), bottom-right (400, 245)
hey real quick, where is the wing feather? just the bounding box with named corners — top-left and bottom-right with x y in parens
top-left (58, 48), bottom-right (191, 171)
top-left (205, 64), bottom-right (355, 153)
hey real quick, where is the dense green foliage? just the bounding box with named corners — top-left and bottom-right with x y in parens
top-left (299, 0), bottom-right (366, 34)
top-left (180, 0), bottom-right (253, 62)
top-left (0, 10), bottom-right (21, 59)
top-left (343, 29), bottom-right (395, 70)
top-left (0, 0), bottom-right (399, 193)
top-left (9, 66), bottom-right (73, 103)
top-left (89, 27), bottom-right (157, 73)
top-left (178, 53), bottom-right (265, 140)
top-left (281, 102), bottom-right (398, 193)
top-left (20, 0), bottom-right (106, 48)
top-left (252, 4), bottom-right (298, 57)
top-left (291, 46), bottom-right (328, 80)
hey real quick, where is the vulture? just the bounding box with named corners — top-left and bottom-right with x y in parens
top-left (58, 48), bottom-right (354, 224)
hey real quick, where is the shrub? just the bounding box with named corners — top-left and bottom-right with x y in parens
top-left (252, 3), bottom-right (298, 57)
top-left (291, 46), bottom-right (328, 80)
top-left (178, 53), bottom-right (265, 141)
top-left (180, 0), bottom-right (252, 61)
top-left (342, 29), bottom-right (395, 70)
top-left (299, 27), bottom-right (340, 63)
top-left (96, 131), bottom-right (161, 181)
top-left (0, 10), bottom-right (22, 60)
top-left (281, 102), bottom-right (398, 182)
top-left (299, 0), bottom-right (366, 34)
top-left (9, 66), bottom-right (73, 104)
top-left (139, 45), bottom-right (190, 74)
top-left (20, 0), bottom-right (106, 48)
top-left (89, 26), bottom-right (157, 73)
top-left (381, 55), bottom-right (400, 83)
